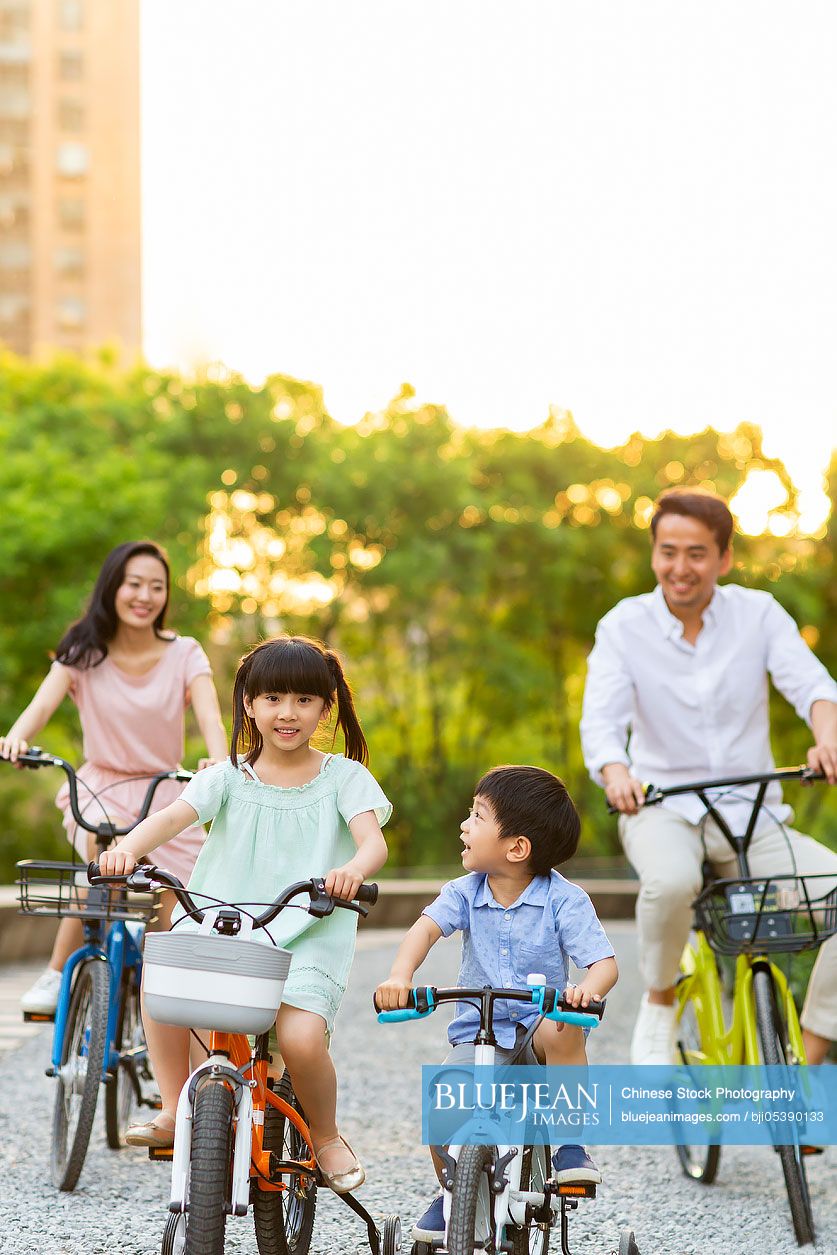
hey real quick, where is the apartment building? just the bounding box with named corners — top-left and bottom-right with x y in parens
top-left (0, 0), bottom-right (140, 358)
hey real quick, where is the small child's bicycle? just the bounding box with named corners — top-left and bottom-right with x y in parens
top-left (88, 861), bottom-right (402, 1255)
top-left (10, 747), bottom-right (191, 1190)
top-left (376, 982), bottom-right (642, 1255)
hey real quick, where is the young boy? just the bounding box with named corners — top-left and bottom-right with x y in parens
top-left (375, 764), bottom-right (618, 1244)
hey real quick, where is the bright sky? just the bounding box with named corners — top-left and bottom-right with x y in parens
top-left (140, 2), bottom-right (837, 531)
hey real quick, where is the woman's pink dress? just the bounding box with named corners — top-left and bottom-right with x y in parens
top-left (53, 636), bottom-right (215, 882)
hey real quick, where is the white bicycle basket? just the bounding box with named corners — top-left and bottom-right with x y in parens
top-left (143, 909), bottom-right (291, 1034)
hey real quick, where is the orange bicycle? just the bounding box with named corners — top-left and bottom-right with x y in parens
top-left (88, 862), bottom-right (401, 1255)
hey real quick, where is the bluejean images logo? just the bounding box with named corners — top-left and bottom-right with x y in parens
top-left (422, 1065), bottom-right (837, 1147)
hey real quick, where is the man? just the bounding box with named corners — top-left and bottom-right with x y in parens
top-left (580, 488), bottom-right (837, 1064)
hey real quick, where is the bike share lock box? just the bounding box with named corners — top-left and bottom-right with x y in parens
top-left (143, 910), bottom-right (292, 1034)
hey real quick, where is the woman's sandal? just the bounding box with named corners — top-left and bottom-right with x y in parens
top-left (125, 1112), bottom-right (176, 1148)
top-left (313, 1134), bottom-right (365, 1194)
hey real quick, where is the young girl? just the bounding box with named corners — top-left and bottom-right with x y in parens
top-left (98, 635), bottom-right (391, 1193)
top-left (0, 541), bottom-right (228, 1014)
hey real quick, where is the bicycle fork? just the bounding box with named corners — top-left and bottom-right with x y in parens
top-left (169, 1054), bottom-right (254, 1218)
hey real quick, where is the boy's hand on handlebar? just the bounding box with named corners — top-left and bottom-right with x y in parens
top-left (0, 735), bottom-right (28, 764)
top-left (602, 763), bottom-right (645, 814)
top-left (563, 981), bottom-right (603, 1009)
top-left (98, 846), bottom-right (137, 877)
top-left (375, 977), bottom-right (413, 1010)
top-left (324, 863), bottom-right (364, 902)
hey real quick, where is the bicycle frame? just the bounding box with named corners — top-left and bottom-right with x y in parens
top-left (678, 931), bottom-right (807, 1067)
top-left (168, 1029), bottom-right (317, 1219)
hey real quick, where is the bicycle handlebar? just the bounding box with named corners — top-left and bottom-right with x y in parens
top-left (87, 863), bottom-right (378, 929)
top-left (6, 746), bottom-right (193, 837)
top-left (374, 985), bottom-right (606, 1030)
top-left (606, 765), bottom-right (825, 815)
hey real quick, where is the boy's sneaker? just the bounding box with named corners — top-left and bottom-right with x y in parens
top-left (551, 1145), bottom-right (602, 1185)
top-left (20, 967), bottom-right (62, 1016)
top-left (630, 993), bottom-right (677, 1064)
top-left (411, 1192), bottom-right (445, 1242)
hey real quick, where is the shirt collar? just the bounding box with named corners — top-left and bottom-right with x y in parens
top-left (474, 874), bottom-right (550, 909)
top-left (650, 583), bottom-right (724, 640)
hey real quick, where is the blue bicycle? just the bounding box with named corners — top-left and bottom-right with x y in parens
top-left (12, 747), bottom-right (192, 1190)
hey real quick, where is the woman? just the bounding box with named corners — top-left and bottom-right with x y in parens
top-left (0, 540), bottom-right (228, 1013)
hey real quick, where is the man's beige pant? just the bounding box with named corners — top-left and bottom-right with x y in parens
top-left (619, 806), bottom-right (837, 1039)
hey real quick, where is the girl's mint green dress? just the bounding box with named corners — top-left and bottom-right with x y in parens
top-left (175, 754), bottom-right (391, 1030)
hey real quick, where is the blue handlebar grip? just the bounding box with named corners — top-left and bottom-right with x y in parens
top-left (377, 1007), bottom-right (429, 1023)
top-left (546, 1009), bottom-right (600, 1029)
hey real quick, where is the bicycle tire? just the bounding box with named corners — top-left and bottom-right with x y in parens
top-left (618, 1230), bottom-right (641, 1255)
top-left (51, 957), bottom-right (109, 1190)
top-left (674, 975), bottom-right (721, 1185)
top-left (105, 966), bottom-right (147, 1148)
top-left (753, 967), bottom-right (815, 1247)
top-left (448, 1144), bottom-right (495, 1255)
top-left (510, 1143), bottom-right (551, 1255)
top-left (254, 1071), bottom-right (317, 1255)
top-left (186, 1076), bottom-right (234, 1255)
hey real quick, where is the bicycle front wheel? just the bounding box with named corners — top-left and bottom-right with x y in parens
top-left (448, 1144), bottom-right (495, 1255)
top-left (753, 967), bottom-right (814, 1247)
top-left (105, 966), bottom-right (148, 1148)
top-left (254, 1071), bottom-right (317, 1255)
top-left (186, 1075), bottom-right (234, 1255)
top-left (510, 1143), bottom-right (551, 1255)
top-left (51, 957), bottom-right (109, 1190)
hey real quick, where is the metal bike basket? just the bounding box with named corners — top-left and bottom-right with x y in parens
top-left (694, 872), bottom-right (837, 956)
top-left (16, 860), bottom-right (158, 923)
top-left (143, 929), bottom-right (292, 1034)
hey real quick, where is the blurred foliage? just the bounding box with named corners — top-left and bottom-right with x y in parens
top-left (0, 350), bottom-right (834, 881)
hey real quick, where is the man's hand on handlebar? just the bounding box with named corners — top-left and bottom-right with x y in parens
top-left (807, 742), bottom-right (837, 786)
top-left (601, 762), bottom-right (646, 814)
top-left (98, 846), bottom-right (138, 877)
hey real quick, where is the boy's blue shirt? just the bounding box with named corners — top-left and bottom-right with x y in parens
top-left (423, 870), bottom-right (615, 1047)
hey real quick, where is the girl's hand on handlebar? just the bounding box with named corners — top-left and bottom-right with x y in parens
top-left (98, 846), bottom-right (137, 877)
top-left (324, 863), bottom-right (364, 902)
top-left (0, 735), bottom-right (28, 764)
top-left (375, 977), bottom-right (413, 1010)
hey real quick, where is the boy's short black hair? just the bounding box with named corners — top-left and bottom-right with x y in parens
top-left (475, 765), bottom-right (581, 876)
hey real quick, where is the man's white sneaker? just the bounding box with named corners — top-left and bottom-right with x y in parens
top-left (20, 967), bottom-right (62, 1016)
top-left (630, 994), bottom-right (677, 1064)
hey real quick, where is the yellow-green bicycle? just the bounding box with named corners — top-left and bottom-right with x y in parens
top-left (642, 767), bottom-right (834, 1248)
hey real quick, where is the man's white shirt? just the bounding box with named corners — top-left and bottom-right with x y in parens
top-left (580, 583), bottom-right (837, 832)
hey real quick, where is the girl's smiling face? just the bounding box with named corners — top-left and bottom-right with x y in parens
top-left (244, 690), bottom-right (328, 754)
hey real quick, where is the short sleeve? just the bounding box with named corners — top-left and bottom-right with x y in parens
top-left (335, 760), bottom-right (392, 827)
top-left (554, 887), bottom-right (615, 969)
top-left (422, 879), bottom-right (470, 938)
top-left (179, 760), bottom-right (228, 825)
top-left (180, 637), bottom-right (213, 689)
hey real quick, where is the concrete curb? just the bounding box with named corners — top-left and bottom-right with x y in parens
top-left (0, 878), bottom-right (638, 962)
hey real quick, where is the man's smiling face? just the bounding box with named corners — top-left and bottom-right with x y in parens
top-left (651, 513), bottom-right (732, 614)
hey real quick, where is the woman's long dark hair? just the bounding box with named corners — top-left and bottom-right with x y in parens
top-left (54, 541), bottom-right (172, 669)
top-left (231, 636), bottom-right (369, 766)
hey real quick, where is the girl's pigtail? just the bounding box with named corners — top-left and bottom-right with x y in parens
top-left (230, 657), bottom-right (261, 766)
top-left (327, 653), bottom-right (369, 765)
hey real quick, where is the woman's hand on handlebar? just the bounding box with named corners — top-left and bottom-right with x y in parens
top-left (0, 734), bottom-right (28, 764)
top-left (196, 756), bottom-right (224, 771)
top-left (602, 763), bottom-right (646, 814)
top-left (98, 845), bottom-right (138, 877)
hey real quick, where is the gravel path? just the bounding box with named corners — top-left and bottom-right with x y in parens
top-left (0, 924), bottom-right (833, 1254)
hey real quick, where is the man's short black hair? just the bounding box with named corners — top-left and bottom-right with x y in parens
top-left (474, 764), bottom-right (581, 876)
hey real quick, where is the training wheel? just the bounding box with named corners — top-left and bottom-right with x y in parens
top-left (380, 1214), bottom-right (402, 1255)
top-left (617, 1230), bottom-right (640, 1255)
top-left (161, 1210), bottom-right (186, 1255)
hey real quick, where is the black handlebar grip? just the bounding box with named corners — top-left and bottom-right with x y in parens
top-left (357, 882), bottom-right (378, 905)
top-left (579, 995), bottom-right (606, 1020)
